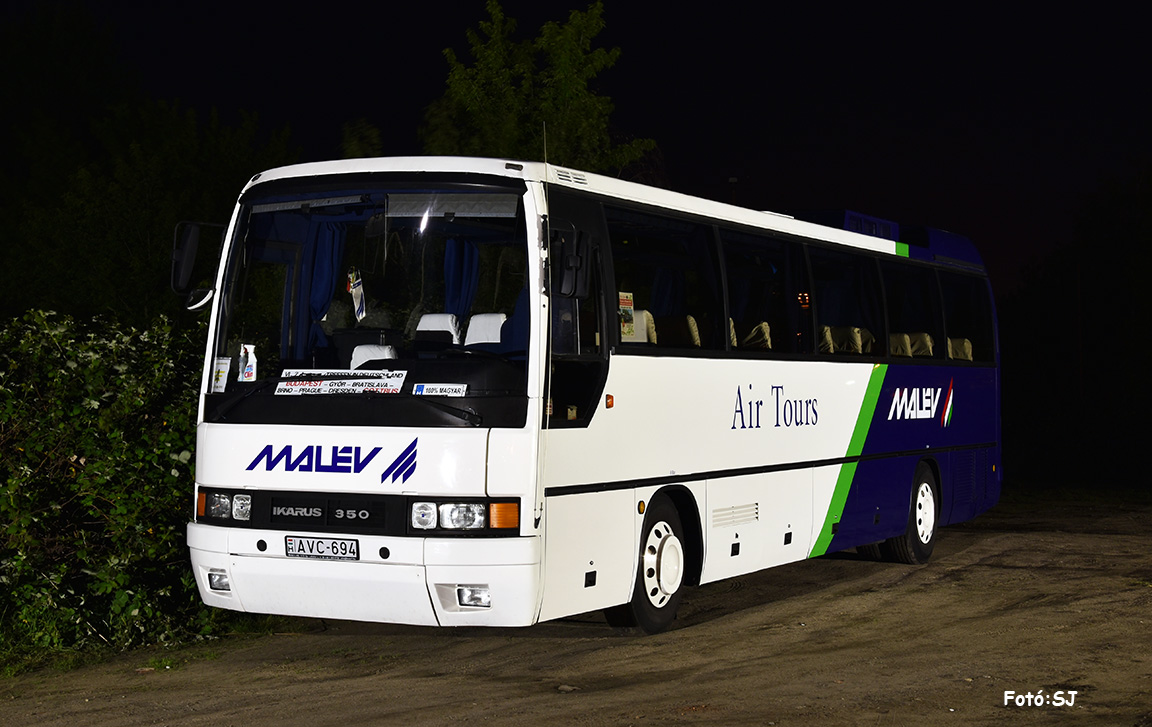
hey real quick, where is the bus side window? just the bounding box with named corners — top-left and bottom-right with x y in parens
top-left (880, 260), bottom-right (944, 359)
top-left (939, 271), bottom-right (995, 362)
top-left (605, 206), bottom-right (723, 351)
top-left (549, 264), bottom-right (602, 356)
top-left (809, 248), bottom-right (886, 357)
top-left (547, 250), bottom-right (606, 426)
top-left (719, 228), bottom-right (809, 354)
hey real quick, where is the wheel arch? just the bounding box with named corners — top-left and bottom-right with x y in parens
top-left (918, 456), bottom-right (943, 515)
top-left (878, 456), bottom-right (943, 565)
top-left (654, 485), bottom-right (704, 588)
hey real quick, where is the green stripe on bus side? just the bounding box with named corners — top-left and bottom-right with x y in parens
top-left (809, 363), bottom-right (888, 557)
top-left (895, 242), bottom-right (909, 257)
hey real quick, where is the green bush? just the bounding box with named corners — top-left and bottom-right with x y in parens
top-left (0, 311), bottom-right (219, 665)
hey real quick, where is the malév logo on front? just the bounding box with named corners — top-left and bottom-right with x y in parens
top-left (246, 438), bottom-right (419, 483)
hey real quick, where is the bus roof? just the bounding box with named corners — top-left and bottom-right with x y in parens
top-left (243, 156), bottom-right (985, 271)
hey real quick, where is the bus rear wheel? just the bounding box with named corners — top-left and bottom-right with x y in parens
top-left (880, 462), bottom-right (938, 565)
top-left (604, 496), bottom-right (686, 633)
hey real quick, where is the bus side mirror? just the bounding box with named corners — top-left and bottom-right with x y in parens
top-left (172, 221), bottom-right (200, 294)
top-left (173, 221), bottom-right (224, 311)
top-left (550, 224), bottom-right (590, 299)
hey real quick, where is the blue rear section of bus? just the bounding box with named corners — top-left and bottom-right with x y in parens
top-left (821, 219), bottom-right (1000, 553)
top-left (831, 364), bottom-right (1000, 552)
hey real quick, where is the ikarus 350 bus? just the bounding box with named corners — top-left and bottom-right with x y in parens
top-left (175, 156), bottom-right (1000, 633)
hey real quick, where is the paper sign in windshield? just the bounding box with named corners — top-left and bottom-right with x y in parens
top-left (276, 370), bottom-right (407, 395)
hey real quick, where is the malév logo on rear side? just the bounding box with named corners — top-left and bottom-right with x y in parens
top-left (887, 380), bottom-right (954, 427)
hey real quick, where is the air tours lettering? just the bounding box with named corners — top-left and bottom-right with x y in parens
top-left (731, 384), bottom-right (818, 430)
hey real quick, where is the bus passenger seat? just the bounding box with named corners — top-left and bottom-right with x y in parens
top-left (909, 332), bottom-right (934, 357)
top-left (822, 325), bottom-right (873, 354)
top-left (890, 333), bottom-right (912, 356)
top-left (819, 325), bottom-right (835, 353)
top-left (740, 322), bottom-right (772, 350)
top-left (350, 345), bottom-right (398, 369)
top-left (948, 337), bottom-right (973, 361)
top-left (415, 313), bottom-right (462, 345)
top-left (464, 313), bottom-right (507, 346)
top-left (822, 325), bottom-right (860, 353)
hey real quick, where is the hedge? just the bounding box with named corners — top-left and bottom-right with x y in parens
top-left (0, 311), bottom-right (220, 663)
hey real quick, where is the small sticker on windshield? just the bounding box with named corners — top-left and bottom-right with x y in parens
top-left (212, 357), bottom-right (231, 393)
top-left (413, 383), bottom-right (468, 397)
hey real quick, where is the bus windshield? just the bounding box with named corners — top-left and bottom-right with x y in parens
top-left (206, 178), bottom-right (531, 428)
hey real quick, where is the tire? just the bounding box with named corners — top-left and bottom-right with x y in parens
top-left (603, 496), bottom-right (687, 633)
top-left (880, 462), bottom-right (939, 565)
top-left (856, 542), bottom-right (884, 560)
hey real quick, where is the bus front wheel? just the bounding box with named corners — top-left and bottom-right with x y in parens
top-left (880, 462), bottom-right (939, 565)
top-left (604, 496), bottom-right (686, 633)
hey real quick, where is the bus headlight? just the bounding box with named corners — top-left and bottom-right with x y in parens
top-left (200, 492), bottom-right (251, 521)
top-left (439, 503), bottom-right (486, 530)
top-left (411, 501), bottom-right (438, 529)
top-left (408, 500), bottom-right (518, 533)
top-left (232, 494), bottom-right (252, 521)
top-left (207, 493), bottom-right (232, 519)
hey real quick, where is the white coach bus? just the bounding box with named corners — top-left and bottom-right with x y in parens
top-left (175, 157), bottom-right (1000, 633)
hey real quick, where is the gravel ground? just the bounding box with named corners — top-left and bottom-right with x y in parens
top-left (4, 489), bottom-right (1150, 726)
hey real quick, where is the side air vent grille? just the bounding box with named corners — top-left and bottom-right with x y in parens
top-left (712, 503), bottom-right (759, 528)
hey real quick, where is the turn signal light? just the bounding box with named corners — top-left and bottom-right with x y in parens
top-left (489, 502), bottom-right (519, 529)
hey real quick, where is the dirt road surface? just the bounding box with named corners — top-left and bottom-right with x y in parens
top-left (3, 490), bottom-right (1150, 726)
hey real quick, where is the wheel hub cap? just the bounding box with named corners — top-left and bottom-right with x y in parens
top-left (915, 482), bottom-right (936, 544)
top-left (642, 521), bottom-right (684, 608)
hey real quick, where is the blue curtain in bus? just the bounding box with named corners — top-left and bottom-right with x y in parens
top-left (729, 276), bottom-right (752, 321)
top-left (246, 239), bottom-right (300, 361)
top-left (444, 238), bottom-right (479, 322)
top-left (651, 267), bottom-right (686, 317)
top-left (302, 221), bottom-right (346, 360)
top-left (250, 213), bottom-right (307, 359)
top-left (247, 213), bottom-right (346, 362)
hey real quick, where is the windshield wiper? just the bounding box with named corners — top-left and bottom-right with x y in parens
top-left (392, 394), bottom-right (483, 426)
top-left (211, 376), bottom-right (280, 420)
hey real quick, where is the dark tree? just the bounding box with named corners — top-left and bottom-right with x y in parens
top-left (0, 4), bottom-right (298, 325)
top-left (420, 1), bottom-right (656, 175)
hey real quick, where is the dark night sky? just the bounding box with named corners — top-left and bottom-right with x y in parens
top-left (2, 1), bottom-right (1147, 476)
top-left (19, 2), bottom-right (1152, 294)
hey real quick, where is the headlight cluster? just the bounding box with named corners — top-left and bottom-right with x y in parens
top-left (410, 501), bottom-right (519, 531)
top-left (194, 487), bottom-right (520, 536)
top-left (198, 491), bottom-right (252, 521)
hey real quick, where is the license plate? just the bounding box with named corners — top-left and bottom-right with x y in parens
top-left (284, 536), bottom-right (359, 561)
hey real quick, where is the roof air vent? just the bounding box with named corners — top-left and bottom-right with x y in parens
top-left (554, 168), bottom-right (588, 185)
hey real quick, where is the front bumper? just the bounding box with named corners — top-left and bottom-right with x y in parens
top-left (187, 522), bottom-right (542, 627)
